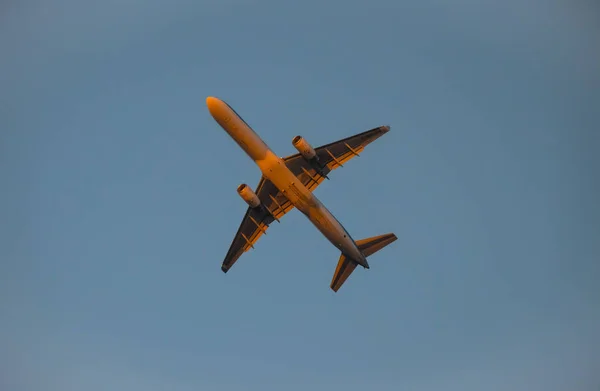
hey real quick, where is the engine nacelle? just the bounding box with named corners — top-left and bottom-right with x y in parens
top-left (237, 183), bottom-right (261, 208)
top-left (292, 135), bottom-right (317, 160)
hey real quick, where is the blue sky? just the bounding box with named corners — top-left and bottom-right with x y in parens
top-left (1, 1), bottom-right (599, 390)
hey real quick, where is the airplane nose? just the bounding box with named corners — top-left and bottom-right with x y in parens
top-left (206, 96), bottom-right (225, 118)
top-left (206, 96), bottom-right (219, 108)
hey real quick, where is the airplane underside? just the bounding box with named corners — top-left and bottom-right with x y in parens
top-left (206, 96), bottom-right (397, 292)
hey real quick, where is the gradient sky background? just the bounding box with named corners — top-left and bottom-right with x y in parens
top-left (1, 1), bottom-right (599, 390)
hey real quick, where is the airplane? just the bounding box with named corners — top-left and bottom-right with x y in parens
top-left (206, 96), bottom-right (397, 292)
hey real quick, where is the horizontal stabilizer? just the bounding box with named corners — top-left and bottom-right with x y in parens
top-left (330, 233), bottom-right (397, 292)
top-left (330, 254), bottom-right (358, 292)
top-left (356, 233), bottom-right (397, 257)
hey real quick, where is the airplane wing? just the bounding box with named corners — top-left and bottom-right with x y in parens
top-left (283, 125), bottom-right (390, 192)
top-left (221, 176), bottom-right (295, 273)
top-left (221, 125), bottom-right (390, 273)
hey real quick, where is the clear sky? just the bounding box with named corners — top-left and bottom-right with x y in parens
top-left (1, 1), bottom-right (599, 390)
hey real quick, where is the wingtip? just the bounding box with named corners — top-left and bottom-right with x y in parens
top-left (221, 265), bottom-right (229, 273)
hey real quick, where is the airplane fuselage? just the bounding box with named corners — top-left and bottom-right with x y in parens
top-left (206, 97), bottom-right (369, 268)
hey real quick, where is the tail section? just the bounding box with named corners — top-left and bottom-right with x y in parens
top-left (330, 233), bottom-right (397, 292)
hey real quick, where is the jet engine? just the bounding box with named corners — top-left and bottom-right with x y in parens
top-left (292, 135), bottom-right (317, 160)
top-left (237, 183), bottom-right (261, 208)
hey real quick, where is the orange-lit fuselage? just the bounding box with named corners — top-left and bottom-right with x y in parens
top-left (206, 97), bottom-right (368, 268)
